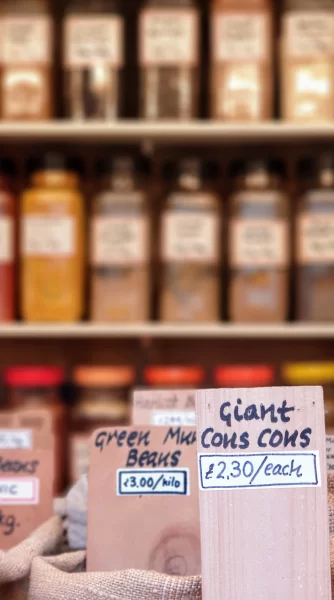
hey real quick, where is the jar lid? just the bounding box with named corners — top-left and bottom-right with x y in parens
top-left (73, 366), bottom-right (134, 387)
top-left (4, 366), bottom-right (65, 387)
top-left (144, 366), bottom-right (205, 386)
top-left (214, 365), bottom-right (275, 387)
top-left (282, 362), bottom-right (334, 384)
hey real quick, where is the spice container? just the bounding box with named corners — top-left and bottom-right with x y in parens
top-left (63, 0), bottom-right (124, 120)
top-left (4, 366), bottom-right (66, 494)
top-left (1, 0), bottom-right (53, 120)
top-left (139, 0), bottom-right (200, 119)
top-left (214, 364), bottom-right (275, 387)
top-left (70, 366), bottom-right (134, 482)
top-left (281, 0), bottom-right (334, 121)
top-left (144, 365), bottom-right (205, 389)
top-left (20, 153), bottom-right (84, 322)
top-left (160, 159), bottom-right (221, 322)
top-left (90, 156), bottom-right (151, 321)
top-left (282, 361), bottom-right (334, 473)
top-left (0, 160), bottom-right (16, 321)
top-left (211, 0), bottom-right (273, 120)
top-left (296, 155), bottom-right (334, 321)
top-left (228, 159), bottom-right (290, 322)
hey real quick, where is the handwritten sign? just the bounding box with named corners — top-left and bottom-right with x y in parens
top-left (132, 389), bottom-right (196, 426)
top-left (87, 426), bottom-right (200, 574)
top-left (196, 386), bottom-right (331, 600)
top-left (0, 449), bottom-right (53, 549)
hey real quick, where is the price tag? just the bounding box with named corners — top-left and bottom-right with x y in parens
top-left (87, 426), bottom-right (200, 575)
top-left (196, 386), bottom-right (331, 600)
top-left (132, 389), bottom-right (196, 426)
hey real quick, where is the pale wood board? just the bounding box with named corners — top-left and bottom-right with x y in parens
top-left (196, 386), bottom-right (331, 600)
top-left (132, 389), bottom-right (195, 425)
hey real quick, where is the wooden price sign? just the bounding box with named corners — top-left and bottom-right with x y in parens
top-left (87, 426), bottom-right (200, 574)
top-left (132, 389), bottom-right (196, 426)
top-left (196, 386), bottom-right (331, 600)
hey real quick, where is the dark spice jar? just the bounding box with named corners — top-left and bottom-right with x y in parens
top-left (139, 0), bottom-right (200, 119)
top-left (296, 155), bottom-right (334, 321)
top-left (63, 0), bottom-right (124, 119)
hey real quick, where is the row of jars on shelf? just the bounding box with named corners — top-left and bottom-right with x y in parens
top-left (0, 153), bottom-right (333, 323)
top-left (3, 361), bottom-right (334, 491)
top-left (0, 0), bottom-right (332, 121)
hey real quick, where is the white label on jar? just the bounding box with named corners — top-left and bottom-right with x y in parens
top-left (70, 435), bottom-right (90, 483)
top-left (2, 17), bottom-right (51, 65)
top-left (285, 13), bottom-right (334, 57)
top-left (92, 215), bottom-right (148, 266)
top-left (0, 216), bottom-right (13, 263)
top-left (213, 13), bottom-right (267, 61)
top-left (326, 436), bottom-right (334, 474)
top-left (65, 16), bottom-right (123, 67)
top-left (140, 9), bottom-right (198, 66)
top-left (298, 214), bottom-right (334, 264)
top-left (22, 216), bottom-right (75, 257)
top-left (162, 211), bottom-right (219, 263)
top-left (231, 219), bottom-right (288, 268)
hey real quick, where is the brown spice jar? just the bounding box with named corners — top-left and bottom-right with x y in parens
top-left (296, 155), bottom-right (334, 321)
top-left (139, 0), bottom-right (200, 119)
top-left (1, 0), bottom-right (53, 120)
top-left (228, 160), bottom-right (290, 323)
top-left (160, 159), bottom-right (221, 322)
top-left (90, 156), bottom-right (151, 322)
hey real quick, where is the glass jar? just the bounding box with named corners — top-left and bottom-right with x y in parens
top-left (214, 364), bottom-right (275, 388)
top-left (0, 160), bottom-right (16, 321)
top-left (139, 0), bottom-right (200, 119)
top-left (4, 366), bottom-right (66, 494)
top-left (20, 153), bottom-right (85, 322)
top-left (160, 159), bottom-right (221, 322)
top-left (282, 361), bottom-right (334, 473)
top-left (70, 366), bottom-right (134, 483)
top-left (144, 365), bottom-right (204, 389)
top-left (228, 159), bottom-right (290, 322)
top-left (1, 0), bottom-right (53, 120)
top-left (296, 155), bottom-right (334, 321)
top-left (63, 0), bottom-right (124, 120)
top-left (211, 0), bottom-right (272, 121)
top-left (90, 156), bottom-right (151, 321)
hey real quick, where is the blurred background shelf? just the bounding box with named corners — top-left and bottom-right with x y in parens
top-left (0, 323), bottom-right (334, 339)
top-left (3, 121), bottom-right (334, 144)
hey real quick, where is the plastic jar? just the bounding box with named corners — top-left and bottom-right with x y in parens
top-left (70, 366), bottom-right (134, 483)
top-left (1, 0), bottom-right (53, 120)
top-left (214, 364), bottom-right (275, 388)
top-left (20, 153), bottom-right (85, 322)
top-left (63, 0), bottom-right (124, 120)
top-left (4, 366), bottom-right (66, 494)
top-left (0, 160), bottom-right (16, 321)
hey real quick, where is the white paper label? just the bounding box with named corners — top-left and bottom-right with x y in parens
top-left (65, 16), bottom-right (123, 67)
top-left (298, 214), bottom-right (334, 264)
top-left (140, 9), bottom-right (198, 66)
top-left (70, 435), bottom-right (90, 482)
top-left (198, 452), bottom-right (320, 490)
top-left (213, 13), bottom-right (267, 61)
top-left (2, 17), bottom-right (51, 64)
top-left (0, 216), bottom-right (13, 263)
top-left (22, 216), bottom-right (75, 257)
top-left (162, 211), bottom-right (218, 263)
top-left (0, 430), bottom-right (32, 450)
top-left (0, 477), bottom-right (39, 504)
top-left (285, 13), bottom-right (334, 57)
top-left (92, 214), bottom-right (148, 266)
top-left (326, 436), bottom-right (334, 473)
top-left (151, 410), bottom-right (196, 426)
top-left (231, 219), bottom-right (288, 267)
top-left (117, 468), bottom-right (189, 496)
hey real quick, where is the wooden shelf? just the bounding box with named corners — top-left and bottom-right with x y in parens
top-left (2, 121), bottom-right (334, 144)
top-left (0, 323), bottom-right (333, 339)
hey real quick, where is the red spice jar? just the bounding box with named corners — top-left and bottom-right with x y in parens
top-left (4, 366), bottom-right (66, 494)
top-left (144, 365), bottom-right (205, 389)
top-left (0, 160), bottom-right (15, 321)
top-left (214, 364), bottom-right (275, 388)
